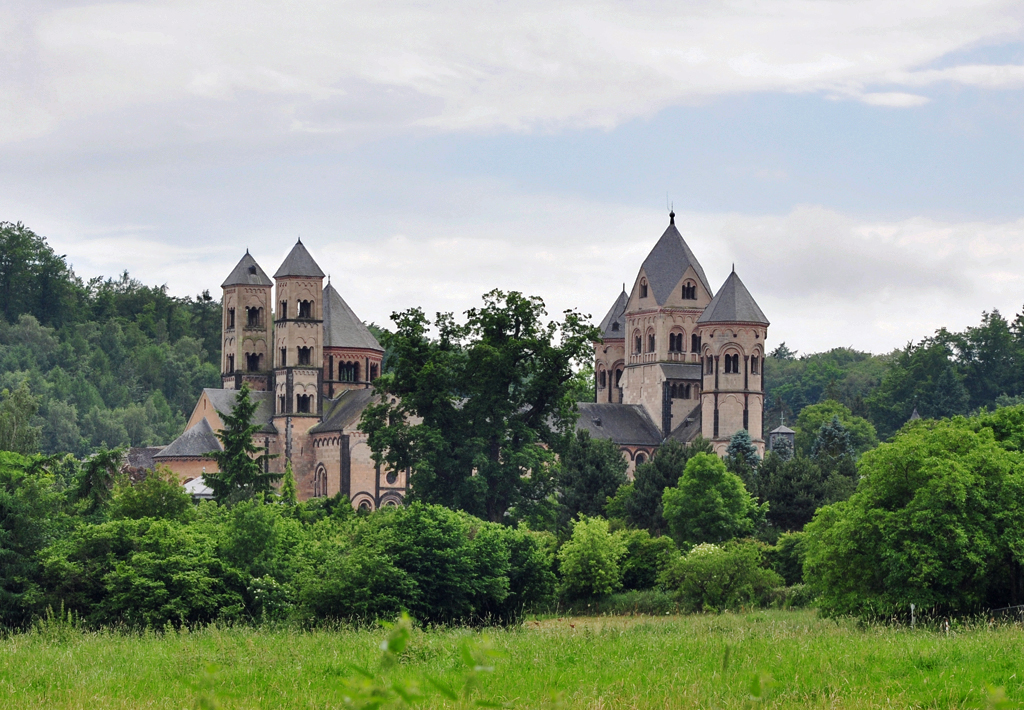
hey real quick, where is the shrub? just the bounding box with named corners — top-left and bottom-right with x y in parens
top-left (109, 465), bottom-right (194, 523)
top-left (616, 529), bottom-right (676, 591)
top-left (557, 516), bottom-right (626, 600)
top-left (659, 540), bottom-right (782, 613)
top-left (765, 531), bottom-right (807, 586)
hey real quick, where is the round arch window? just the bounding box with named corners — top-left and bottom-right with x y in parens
top-left (385, 470), bottom-right (398, 485)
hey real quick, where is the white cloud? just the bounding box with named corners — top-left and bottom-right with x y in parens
top-left (2, 0), bottom-right (1023, 145)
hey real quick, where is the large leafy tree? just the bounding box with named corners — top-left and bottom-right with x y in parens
top-left (795, 400), bottom-right (877, 457)
top-left (662, 452), bottom-right (767, 547)
top-left (205, 383), bottom-right (279, 502)
top-left (804, 406), bottom-right (1024, 619)
top-left (361, 290), bottom-right (598, 523)
top-left (0, 383), bottom-right (41, 455)
top-left (556, 429), bottom-right (627, 530)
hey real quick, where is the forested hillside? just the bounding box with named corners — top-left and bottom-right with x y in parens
top-left (0, 222), bottom-right (221, 456)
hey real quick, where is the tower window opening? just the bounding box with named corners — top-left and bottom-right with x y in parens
top-left (227, 354), bottom-right (234, 372)
top-left (246, 307), bottom-right (259, 327)
top-left (313, 466), bottom-right (327, 498)
top-left (640, 281), bottom-right (648, 298)
top-left (647, 333), bottom-right (656, 353)
top-left (280, 301), bottom-right (287, 319)
top-left (599, 370), bottom-right (607, 388)
top-left (615, 369), bottom-right (622, 387)
top-left (298, 347), bottom-right (311, 366)
top-left (611, 322), bottom-right (619, 332)
top-left (725, 353), bottom-right (740, 373)
top-left (338, 362), bottom-right (359, 382)
top-left (751, 357), bottom-right (760, 375)
top-left (298, 300), bottom-right (312, 318)
top-left (246, 352), bottom-right (260, 371)
top-left (227, 308), bottom-right (235, 329)
top-left (682, 282), bottom-right (697, 300)
top-left (370, 363), bottom-right (379, 380)
top-left (634, 334), bottom-right (642, 354)
top-left (706, 356), bottom-right (714, 375)
top-left (280, 348), bottom-right (287, 367)
top-left (669, 332), bottom-right (685, 352)
top-left (669, 383), bottom-right (677, 398)
top-left (691, 334), bottom-right (701, 352)
top-left (297, 394), bottom-right (313, 413)
top-left (328, 355), bottom-right (334, 380)
top-left (279, 395), bottom-right (286, 412)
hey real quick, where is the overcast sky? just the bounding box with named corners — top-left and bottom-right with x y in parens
top-left (4, 1), bottom-right (1024, 355)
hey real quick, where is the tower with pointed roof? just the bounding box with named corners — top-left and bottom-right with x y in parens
top-left (322, 281), bottom-right (385, 398)
top-left (221, 251), bottom-right (273, 391)
top-left (579, 213), bottom-right (769, 473)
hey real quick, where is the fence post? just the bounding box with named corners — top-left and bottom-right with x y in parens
top-left (911, 603), bottom-right (915, 630)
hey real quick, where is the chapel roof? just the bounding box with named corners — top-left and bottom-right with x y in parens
top-left (309, 388), bottom-right (377, 434)
top-left (598, 289), bottom-right (629, 340)
top-left (769, 424), bottom-right (795, 434)
top-left (274, 239), bottom-right (325, 279)
top-left (154, 418), bottom-right (222, 458)
top-left (221, 251), bottom-right (273, 288)
top-left (666, 402), bottom-right (703, 443)
top-left (575, 403), bottom-right (663, 446)
top-left (696, 270), bottom-right (769, 325)
top-left (323, 283), bottom-right (383, 351)
top-left (202, 388), bottom-right (277, 433)
top-left (639, 214), bottom-right (713, 305)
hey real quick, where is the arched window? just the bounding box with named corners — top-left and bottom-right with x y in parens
top-left (705, 356), bottom-right (714, 375)
top-left (313, 466), bottom-right (327, 498)
top-left (227, 308), bottom-right (235, 329)
top-left (298, 346), bottom-right (311, 365)
top-left (598, 370), bottom-right (607, 388)
top-left (691, 334), bottom-right (701, 352)
top-left (647, 333), bottom-right (656, 353)
top-left (278, 395), bottom-right (286, 412)
top-left (339, 362), bottom-right (358, 382)
top-left (685, 384), bottom-right (692, 398)
top-left (279, 347), bottom-right (287, 367)
top-left (635, 453), bottom-right (646, 465)
top-left (370, 363), bottom-right (379, 380)
top-left (634, 333), bottom-right (642, 354)
top-left (639, 280), bottom-right (648, 299)
top-left (246, 307), bottom-right (259, 327)
top-left (280, 301), bottom-right (287, 319)
top-left (615, 369), bottom-right (623, 387)
top-left (669, 332), bottom-right (685, 352)
top-left (751, 356), bottom-right (760, 375)
top-left (669, 383), bottom-right (677, 398)
top-left (246, 352), bottom-right (260, 371)
top-left (724, 353), bottom-right (740, 373)
top-left (682, 282), bottom-right (697, 300)
top-left (358, 500), bottom-right (371, 512)
top-left (227, 354), bottom-right (235, 372)
top-left (296, 394), bottom-right (313, 413)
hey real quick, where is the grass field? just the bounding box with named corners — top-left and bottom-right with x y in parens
top-left (2, 610), bottom-right (1023, 709)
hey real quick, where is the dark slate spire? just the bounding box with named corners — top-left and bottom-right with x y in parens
top-left (639, 218), bottom-right (712, 305)
top-left (697, 270), bottom-right (769, 325)
top-left (221, 252), bottom-right (273, 288)
top-left (598, 288), bottom-right (629, 339)
top-left (274, 240), bottom-right (325, 278)
top-left (323, 283), bottom-right (383, 351)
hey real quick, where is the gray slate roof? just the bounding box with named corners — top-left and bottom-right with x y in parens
top-left (274, 240), bottom-right (325, 278)
top-left (599, 290), bottom-right (628, 339)
top-left (309, 388), bottom-right (376, 434)
top-left (323, 284), bottom-right (383, 351)
top-left (155, 418), bottom-right (222, 458)
top-left (126, 446), bottom-right (164, 471)
top-left (203, 388), bottom-right (277, 433)
top-left (769, 424), bottom-right (795, 434)
top-left (667, 402), bottom-right (703, 443)
top-left (640, 220), bottom-right (713, 305)
top-left (576, 403), bottom-right (662, 446)
top-left (659, 363), bottom-right (703, 381)
top-left (221, 251), bottom-right (273, 287)
top-left (697, 271), bottom-right (769, 325)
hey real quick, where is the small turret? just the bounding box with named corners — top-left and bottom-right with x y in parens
top-left (220, 251), bottom-right (273, 390)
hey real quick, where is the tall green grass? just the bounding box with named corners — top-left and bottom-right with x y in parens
top-left (1, 610), bottom-right (1022, 708)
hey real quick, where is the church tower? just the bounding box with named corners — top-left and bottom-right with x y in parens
top-left (696, 269), bottom-right (769, 456)
top-left (322, 281), bottom-right (384, 399)
top-left (272, 240), bottom-right (325, 471)
top-left (220, 251), bottom-right (273, 391)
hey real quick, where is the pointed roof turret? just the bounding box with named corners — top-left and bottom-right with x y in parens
top-left (221, 251), bottom-right (273, 288)
top-left (323, 283), bottom-right (383, 351)
top-left (697, 270), bottom-right (769, 325)
top-left (154, 418), bottom-right (222, 458)
top-left (598, 288), bottom-right (628, 339)
top-left (274, 239), bottom-right (325, 278)
top-left (639, 217), bottom-right (713, 305)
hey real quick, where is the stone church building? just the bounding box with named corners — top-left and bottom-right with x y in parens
top-left (155, 240), bottom-right (406, 509)
top-left (576, 213), bottom-right (769, 475)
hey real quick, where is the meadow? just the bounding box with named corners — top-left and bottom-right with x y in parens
top-left (2, 610), bottom-right (1022, 709)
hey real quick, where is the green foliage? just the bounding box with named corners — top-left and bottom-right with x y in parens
top-left (804, 408), bottom-right (1024, 619)
top-left (759, 452), bottom-right (855, 532)
top-left (361, 290), bottom-right (600, 523)
top-left (109, 465), bottom-right (194, 522)
top-left (0, 381), bottom-right (41, 454)
top-left (620, 437), bottom-right (713, 535)
top-left (662, 453), bottom-right (767, 547)
top-left (279, 461), bottom-right (298, 506)
top-left (556, 429), bottom-right (627, 529)
top-left (659, 540), bottom-right (783, 612)
top-left (557, 516), bottom-right (626, 599)
top-left (725, 429), bottom-right (760, 496)
top-left (615, 528), bottom-right (677, 591)
top-left (765, 531), bottom-right (807, 586)
top-left (72, 447), bottom-right (124, 515)
top-left (204, 383), bottom-right (280, 502)
top-left (795, 400), bottom-right (877, 457)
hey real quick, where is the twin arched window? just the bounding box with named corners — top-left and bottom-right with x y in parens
top-left (724, 353), bottom-right (741, 374)
top-left (639, 279), bottom-right (648, 299)
top-left (682, 282), bottom-right (697, 300)
top-left (669, 332), bottom-right (685, 352)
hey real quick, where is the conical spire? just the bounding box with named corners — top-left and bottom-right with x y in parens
top-left (697, 270), bottom-right (769, 325)
top-left (222, 252), bottom-right (273, 287)
top-left (323, 283), bottom-right (383, 351)
top-left (274, 240), bottom-right (325, 278)
top-left (639, 218), bottom-right (712, 305)
top-left (598, 288), bottom-right (629, 339)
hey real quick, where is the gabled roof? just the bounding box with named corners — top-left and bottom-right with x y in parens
top-left (697, 270), bottom-right (769, 325)
top-left (575, 403), bottom-right (662, 446)
top-left (154, 418), bottom-right (222, 458)
top-left (639, 216), bottom-right (712, 305)
top-left (309, 388), bottom-right (376, 434)
top-left (274, 239), bottom-right (325, 279)
top-left (221, 251), bottom-right (273, 288)
top-left (323, 283), bottom-right (383, 351)
top-left (203, 388), bottom-right (277, 433)
top-left (667, 402), bottom-right (703, 443)
top-left (599, 289), bottom-right (628, 340)
top-left (769, 424), bottom-right (795, 434)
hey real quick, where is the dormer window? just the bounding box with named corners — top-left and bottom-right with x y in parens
top-left (611, 322), bottom-right (619, 332)
top-left (640, 280), bottom-right (648, 299)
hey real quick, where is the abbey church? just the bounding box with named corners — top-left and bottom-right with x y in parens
top-left (576, 212), bottom-right (769, 474)
top-left (152, 215), bottom-right (767, 503)
top-left (154, 240), bottom-right (407, 510)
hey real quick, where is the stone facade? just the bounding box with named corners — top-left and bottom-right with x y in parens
top-left (578, 213), bottom-right (769, 473)
top-left (156, 240), bottom-right (402, 508)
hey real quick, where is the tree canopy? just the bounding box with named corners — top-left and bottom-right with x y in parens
top-left (205, 383), bottom-right (279, 503)
top-left (361, 290), bottom-right (598, 523)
